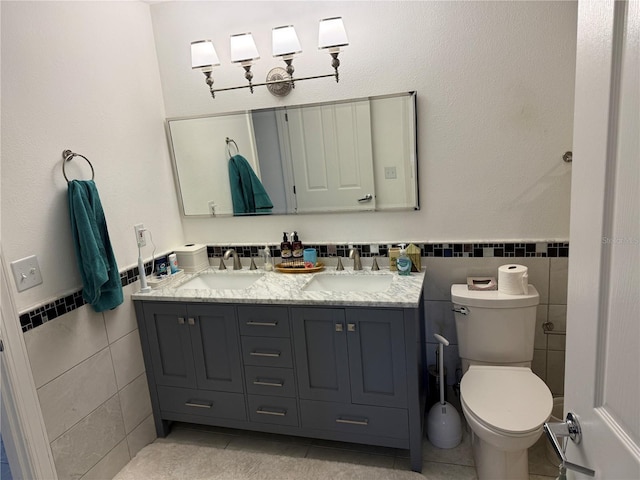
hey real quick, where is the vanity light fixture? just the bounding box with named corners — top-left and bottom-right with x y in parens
top-left (191, 17), bottom-right (349, 99)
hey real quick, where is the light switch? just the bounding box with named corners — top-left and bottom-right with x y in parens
top-left (10, 255), bottom-right (43, 292)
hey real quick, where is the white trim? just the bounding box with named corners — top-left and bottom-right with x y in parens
top-left (1, 249), bottom-right (58, 479)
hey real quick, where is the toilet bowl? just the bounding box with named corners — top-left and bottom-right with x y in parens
top-left (460, 365), bottom-right (552, 480)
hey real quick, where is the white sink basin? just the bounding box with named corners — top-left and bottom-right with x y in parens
top-left (177, 272), bottom-right (264, 291)
top-left (302, 274), bottom-right (393, 293)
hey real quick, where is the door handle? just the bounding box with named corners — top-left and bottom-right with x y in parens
top-left (357, 194), bottom-right (373, 202)
top-left (451, 306), bottom-right (469, 315)
top-left (543, 412), bottom-right (595, 477)
top-left (347, 323), bottom-right (356, 332)
top-left (178, 317), bottom-right (185, 325)
top-left (187, 317), bottom-right (195, 326)
top-left (335, 323), bottom-right (343, 332)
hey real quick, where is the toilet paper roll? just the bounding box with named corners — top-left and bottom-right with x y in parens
top-left (498, 264), bottom-right (529, 295)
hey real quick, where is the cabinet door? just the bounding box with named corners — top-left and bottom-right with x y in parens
top-left (346, 309), bottom-right (407, 408)
top-left (143, 302), bottom-right (196, 388)
top-left (292, 307), bottom-right (350, 403)
top-left (187, 304), bottom-right (244, 393)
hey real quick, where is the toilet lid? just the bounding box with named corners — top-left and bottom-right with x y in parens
top-left (461, 366), bottom-right (552, 434)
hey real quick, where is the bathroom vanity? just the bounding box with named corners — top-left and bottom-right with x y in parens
top-left (132, 268), bottom-right (426, 471)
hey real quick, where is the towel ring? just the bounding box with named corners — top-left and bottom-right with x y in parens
top-left (226, 137), bottom-right (239, 158)
top-left (62, 149), bottom-right (95, 183)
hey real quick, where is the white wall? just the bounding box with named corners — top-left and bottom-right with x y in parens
top-left (150, 1), bottom-right (577, 245)
top-left (1, 1), bottom-right (184, 313)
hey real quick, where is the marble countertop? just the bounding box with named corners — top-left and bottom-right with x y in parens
top-left (131, 266), bottom-right (426, 308)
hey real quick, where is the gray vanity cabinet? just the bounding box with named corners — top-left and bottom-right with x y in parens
top-left (292, 307), bottom-right (407, 408)
top-left (135, 298), bottom-right (426, 472)
top-left (141, 302), bottom-right (243, 393)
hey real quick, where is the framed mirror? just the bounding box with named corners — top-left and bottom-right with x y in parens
top-left (166, 91), bottom-right (419, 217)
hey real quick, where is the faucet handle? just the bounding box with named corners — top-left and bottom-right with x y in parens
top-left (249, 258), bottom-right (257, 270)
top-left (218, 258), bottom-right (226, 270)
top-left (336, 256), bottom-right (344, 271)
top-left (371, 257), bottom-right (380, 271)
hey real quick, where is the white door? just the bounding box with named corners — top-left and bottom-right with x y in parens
top-left (286, 100), bottom-right (376, 213)
top-left (563, 1), bottom-right (639, 478)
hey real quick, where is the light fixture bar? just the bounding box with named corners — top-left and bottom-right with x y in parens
top-left (193, 17), bottom-right (347, 99)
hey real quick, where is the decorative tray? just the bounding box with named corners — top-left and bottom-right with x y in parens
top-left (275, 262), bottom-right (324, 274)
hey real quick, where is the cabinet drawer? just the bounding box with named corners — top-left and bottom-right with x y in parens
top-left (300, 399), bottom-right (408, 439)
top-left (244, 366), bottom-right (296, 397)
top-left (248, 395), bottom-right (298, 427)
top-left (238, 306), bottom-right (289, 337)
top-left (157, 385), bottom-right (246, 421)
top-left (241, 336), bottom-right (293, 368)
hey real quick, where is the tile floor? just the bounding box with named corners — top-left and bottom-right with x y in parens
top-left (156, 421), bottom-right (561, 480)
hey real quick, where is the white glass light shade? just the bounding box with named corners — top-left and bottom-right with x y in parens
top-left (318, 17), bottom-right (349, 51)
top-left (191, 40), bottom-right (220, 70)
top-left (272, 25), bottom-right (302, 58)
top-left (230, 33), bottom-right (260, 64)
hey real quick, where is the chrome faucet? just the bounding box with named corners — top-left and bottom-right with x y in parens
top-left (349, 249), bottom-right (362, 271)
top-left (223, 249), bottom-right (242, 270)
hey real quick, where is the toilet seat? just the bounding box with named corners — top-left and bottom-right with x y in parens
top-left (460, 365), bottom-right (552, 435)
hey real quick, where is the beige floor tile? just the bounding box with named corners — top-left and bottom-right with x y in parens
top-left (423, 429), bottom-right (474, 467)
top-left (226, 435), bottom-right (309, 458)
top-left (310, 437), bottom-right (403, 456)
top-left (160, 424), bottom-right (233, 449)
top-left (306, 445), bottom-right (395, 469)
top-left (394, 457), bottom-right (477, 479)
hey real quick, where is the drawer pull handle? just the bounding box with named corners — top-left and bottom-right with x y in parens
top-left (185, 400), bottom-right (213, 409)
top-left (256, 408), bottom-right (287, 417)
top-left (250, 351), bottom-right (281, 358)
top-left (336, 417), bottom-right (369, 426)
top-left (253, 379), bottom-right (284, 387)
top-left (246, 321), bottom-right (278, 327)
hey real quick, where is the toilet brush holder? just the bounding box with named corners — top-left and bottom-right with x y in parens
top-left (427, 334), bottom-right (462, 449)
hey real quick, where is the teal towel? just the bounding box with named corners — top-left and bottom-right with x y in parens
top-left (68, 180), bottom-right (123, 312)
top-left (228, 154), bottom-right (273, 215)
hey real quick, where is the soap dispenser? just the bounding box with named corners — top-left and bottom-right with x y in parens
top-left (280, 232), bottom-right (292, 267)
top-left (291, 231), bottom-right (303, 267)
top-left (396, 244), bottom-right (412, 276)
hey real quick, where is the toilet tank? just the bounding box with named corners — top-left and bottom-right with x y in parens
top-left (451, 284), bottom-right (539, 371)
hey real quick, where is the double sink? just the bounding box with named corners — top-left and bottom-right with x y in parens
top-left (176, 270), bottom-right (394, 293)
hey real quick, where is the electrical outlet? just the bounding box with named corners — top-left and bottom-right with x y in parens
top-left (384, 166), bottom-right (397, 179)
top-left (134, 224), bottom-right (146, 247)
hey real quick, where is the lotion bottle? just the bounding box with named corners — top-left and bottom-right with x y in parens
top-left (291, 231), bottom-right (303, 267)
top-left (396, 244), bottom-right (412, 276)
top-left (280, 232), bottom-right (292, 266)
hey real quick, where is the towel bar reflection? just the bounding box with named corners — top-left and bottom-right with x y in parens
top-left (62, 149), bottom-right (95, 183)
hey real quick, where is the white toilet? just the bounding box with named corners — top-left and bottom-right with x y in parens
top-left (451, 284), bottom-right (552, 480)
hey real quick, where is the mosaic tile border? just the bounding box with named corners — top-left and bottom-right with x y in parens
top-left (19, 242), bottom-right (569, 333)
top-left (208, 242), bottom-right (569, 259)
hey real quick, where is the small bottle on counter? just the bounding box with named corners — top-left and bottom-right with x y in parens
top-left (396, 244), bottom-right (412, 276)
top-left (168, 253), bottom-right (179, 274)
top-left (262, 246), bottom-right (274, 271)
top-left (280, 232), bottom-right (292, 267)
top-left (291, 231), bottom-right (303, 268)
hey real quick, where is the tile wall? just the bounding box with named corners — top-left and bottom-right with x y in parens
top-left (23, 282), bottom-right (156, 480)
top-left (18, 242), bottom-right (567, 479)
